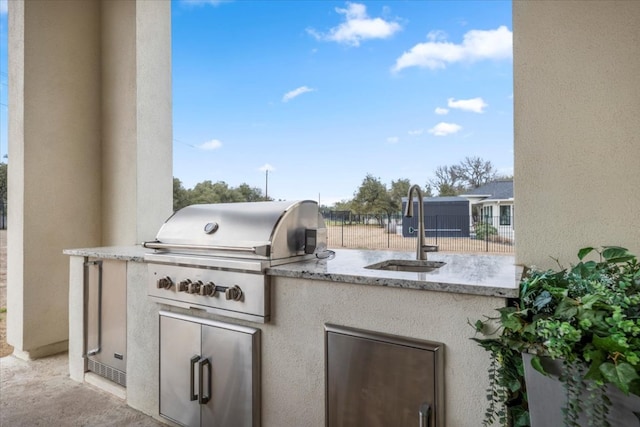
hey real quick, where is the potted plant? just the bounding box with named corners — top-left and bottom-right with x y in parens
top-left (472, 246), bottom-right (640, 427)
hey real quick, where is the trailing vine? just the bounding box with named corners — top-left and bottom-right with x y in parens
top-left (472, 246), bottom-right (640, 426)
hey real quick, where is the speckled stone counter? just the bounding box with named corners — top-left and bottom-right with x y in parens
top-left (64, 246), bottom-right (521, 298)
top-left (63, 246), bottom-right (151, 262)
top-left (269, 249), bottom-right (522, 297)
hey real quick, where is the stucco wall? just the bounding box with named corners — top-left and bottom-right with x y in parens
top-left (8, 0), bottom-right (102, 354)
top-left (7, 0), bottom-right (172, 358)
top-left (261, 277), bottom-right (501, 426)
top-left (100, 0), bottom-right (173, 246)
top-left (514, 1), bottom-right (640, 268)
top-left (120, 274), bottom-right (504, 426)
top-left (135, 0), bottom-right (173, 244)
top-left (101, 0), bottom-right (137, 246)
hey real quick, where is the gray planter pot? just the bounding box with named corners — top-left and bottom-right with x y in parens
top-left (522, 353), bottom-right (640, 426)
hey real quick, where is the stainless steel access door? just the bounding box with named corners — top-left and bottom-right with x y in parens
top-left (160, 314), bottom-right (202, 427)
top-left (86, 259), bottom-right (127, 385)
top-left (325, 324), bottom-right (444, 427)
top-left (159, 311), bottom-right (261, 427)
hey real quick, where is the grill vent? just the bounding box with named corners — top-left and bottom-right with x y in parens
top-left (88, 359), bottom-right (126, 387)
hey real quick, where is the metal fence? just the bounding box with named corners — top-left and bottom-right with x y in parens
top-left (0, 202), bottom-right (6, 230)
top-left (322, 212), bottom-right (515, 254)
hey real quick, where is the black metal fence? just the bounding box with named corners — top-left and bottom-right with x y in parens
top-left (0, 201), bottom-right (6, 230)
top-left (322, 212), bottom-right (515, 254)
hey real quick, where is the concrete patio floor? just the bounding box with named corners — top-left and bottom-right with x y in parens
top-left (0, 352), bottom-right (165, 426)
top-left (1, 231), bottom-right (164, 426)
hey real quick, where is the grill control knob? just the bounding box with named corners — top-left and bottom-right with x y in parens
top-left (177, 279), bottom-right (191, 293)
top-left (157, 276), bottom-right (173, 290)
top-left (188, 280), bottom-right (202, 294)
top-left (225, 285), bottom-right (243, 301)
top-left (200, 282), bottom-right (216, 296)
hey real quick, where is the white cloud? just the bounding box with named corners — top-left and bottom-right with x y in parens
top-left (0, 0), bottom-right (7, 14)
top-left (392, 25), bottom-right (512, 72)
top-left (427, 30), bottom-right (447, 42)
top-left (198, 139), bottom-right (223, 150)
top-left (408, 129), bottom-right (424, 136)
top-left (447, 97), bottom-right (488, 113)
top-left (428, 122), bottom-right (462, 137)
top-left (387, 136), bottom-right (399, 144)
top-left (307, 2), bottom-right (402, 47)
top-left (434, 107), bottom-right (449, 115)
top-left (259, 163), bottom-right (275, 172)
top-left (282, 86), bottom-right (316, 102)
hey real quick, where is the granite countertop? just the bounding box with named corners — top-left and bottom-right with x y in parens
top-left (267, 249), bottom-right (521, 298)
top-left (64, 246), bottom-right (521, 298)
top-left (63, 246), bottom-right (152, 262)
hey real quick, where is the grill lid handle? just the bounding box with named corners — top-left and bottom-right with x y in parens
top-left (142, 241), bottom-right (271, 257)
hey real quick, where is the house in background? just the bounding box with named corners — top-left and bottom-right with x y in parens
top-left (459, 179), bottom-right (514, 239)
top-left (401, 196), bottom-right (470, 238)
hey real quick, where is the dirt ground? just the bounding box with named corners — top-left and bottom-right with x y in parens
top-left (1, 229), bottom-right (13, 357)
top-left (326, 223), bottom-right (514, 254)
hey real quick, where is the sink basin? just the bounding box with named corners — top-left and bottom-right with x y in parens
top-left (364, 259), bottom-right (446, 272)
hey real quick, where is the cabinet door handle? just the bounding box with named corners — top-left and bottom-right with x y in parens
top-left (85, 260), bottom-right (103, 356)
top-left (199, 358), bottom-right (211, 405)
top-left (190, 355), bottom-right (200, 401)
top-left (419, 403), bottom-right (431, 427)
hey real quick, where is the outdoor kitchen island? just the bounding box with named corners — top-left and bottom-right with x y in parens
top-left (65, 245), bottom-right (520, 427)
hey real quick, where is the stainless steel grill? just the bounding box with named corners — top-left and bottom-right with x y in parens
top-left (144, 200), bottom-right (327, 323)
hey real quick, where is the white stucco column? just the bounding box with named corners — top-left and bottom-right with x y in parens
top-left (514, 1), bottom-right (640, 267)
top-left (7, 0), bottom-right (172, 359)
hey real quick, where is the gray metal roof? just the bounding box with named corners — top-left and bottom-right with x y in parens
top-left (460, 180), bottom-right (513, 200)
top-left (402, 196), bottom-right (468, 203)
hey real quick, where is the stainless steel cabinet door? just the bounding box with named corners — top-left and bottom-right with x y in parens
top-left (326, 325), bottom-right (443, 427)
top-left (160, 311), bottom-right (261, 427)
top-left (86, 259), bottom-right (127, 375)
top-left (200, 324), bottom-right (259, 427)
top-left (160, 315), bottom-right (202, 427)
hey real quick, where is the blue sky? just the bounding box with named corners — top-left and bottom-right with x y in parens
top-left (0, 0), bottom-right (513, 206)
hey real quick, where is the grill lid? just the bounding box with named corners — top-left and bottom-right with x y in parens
top-left (144, 200), bottom-right (325, 261)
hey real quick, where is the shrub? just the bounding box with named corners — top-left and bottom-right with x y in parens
top-left (475, 222), bottom-right (498, 240)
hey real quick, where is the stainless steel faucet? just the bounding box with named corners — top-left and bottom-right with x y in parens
top-left (405, 184), bottom-right (428, 260)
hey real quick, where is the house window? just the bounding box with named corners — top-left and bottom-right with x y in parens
top-left (482, 206), bottom-right (493, 223)
top-left (500, 205), bottom-right (511, 226)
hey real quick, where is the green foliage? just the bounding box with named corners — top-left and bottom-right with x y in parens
top-left (389, 178), bottom-right (411, 211)
top-left (173, 177), bottom-right (270, 211)
top-left (476, 222), bottom-right (498, 240)
top-left (472, 246), bottom-right (640, 426)
top-left (0, 162), bottom-right (7, 203)
top-left (351, 174), bottom-right (394, 217)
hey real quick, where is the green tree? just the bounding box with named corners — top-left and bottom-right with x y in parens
top-left (210, 181), bottom-right (243, 203)
top-left (0, 162), bottom-right (7, 203)
top-left (174, 178), bottom-right (272, 210)
top-left (352, 174), bottom-right (395, 224)
top-left (189, 180), bottom-right (219, 204)
top-left (173, 178), bottom-right (191, 211)
top-left (236, 183), bottom-right (270, 202)
top-left (389, 178), bottom-right (411, 212)
top-left (332, 200), bottom-right (353, 212)
top-left (423, 184), bottom-right (434, 198)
